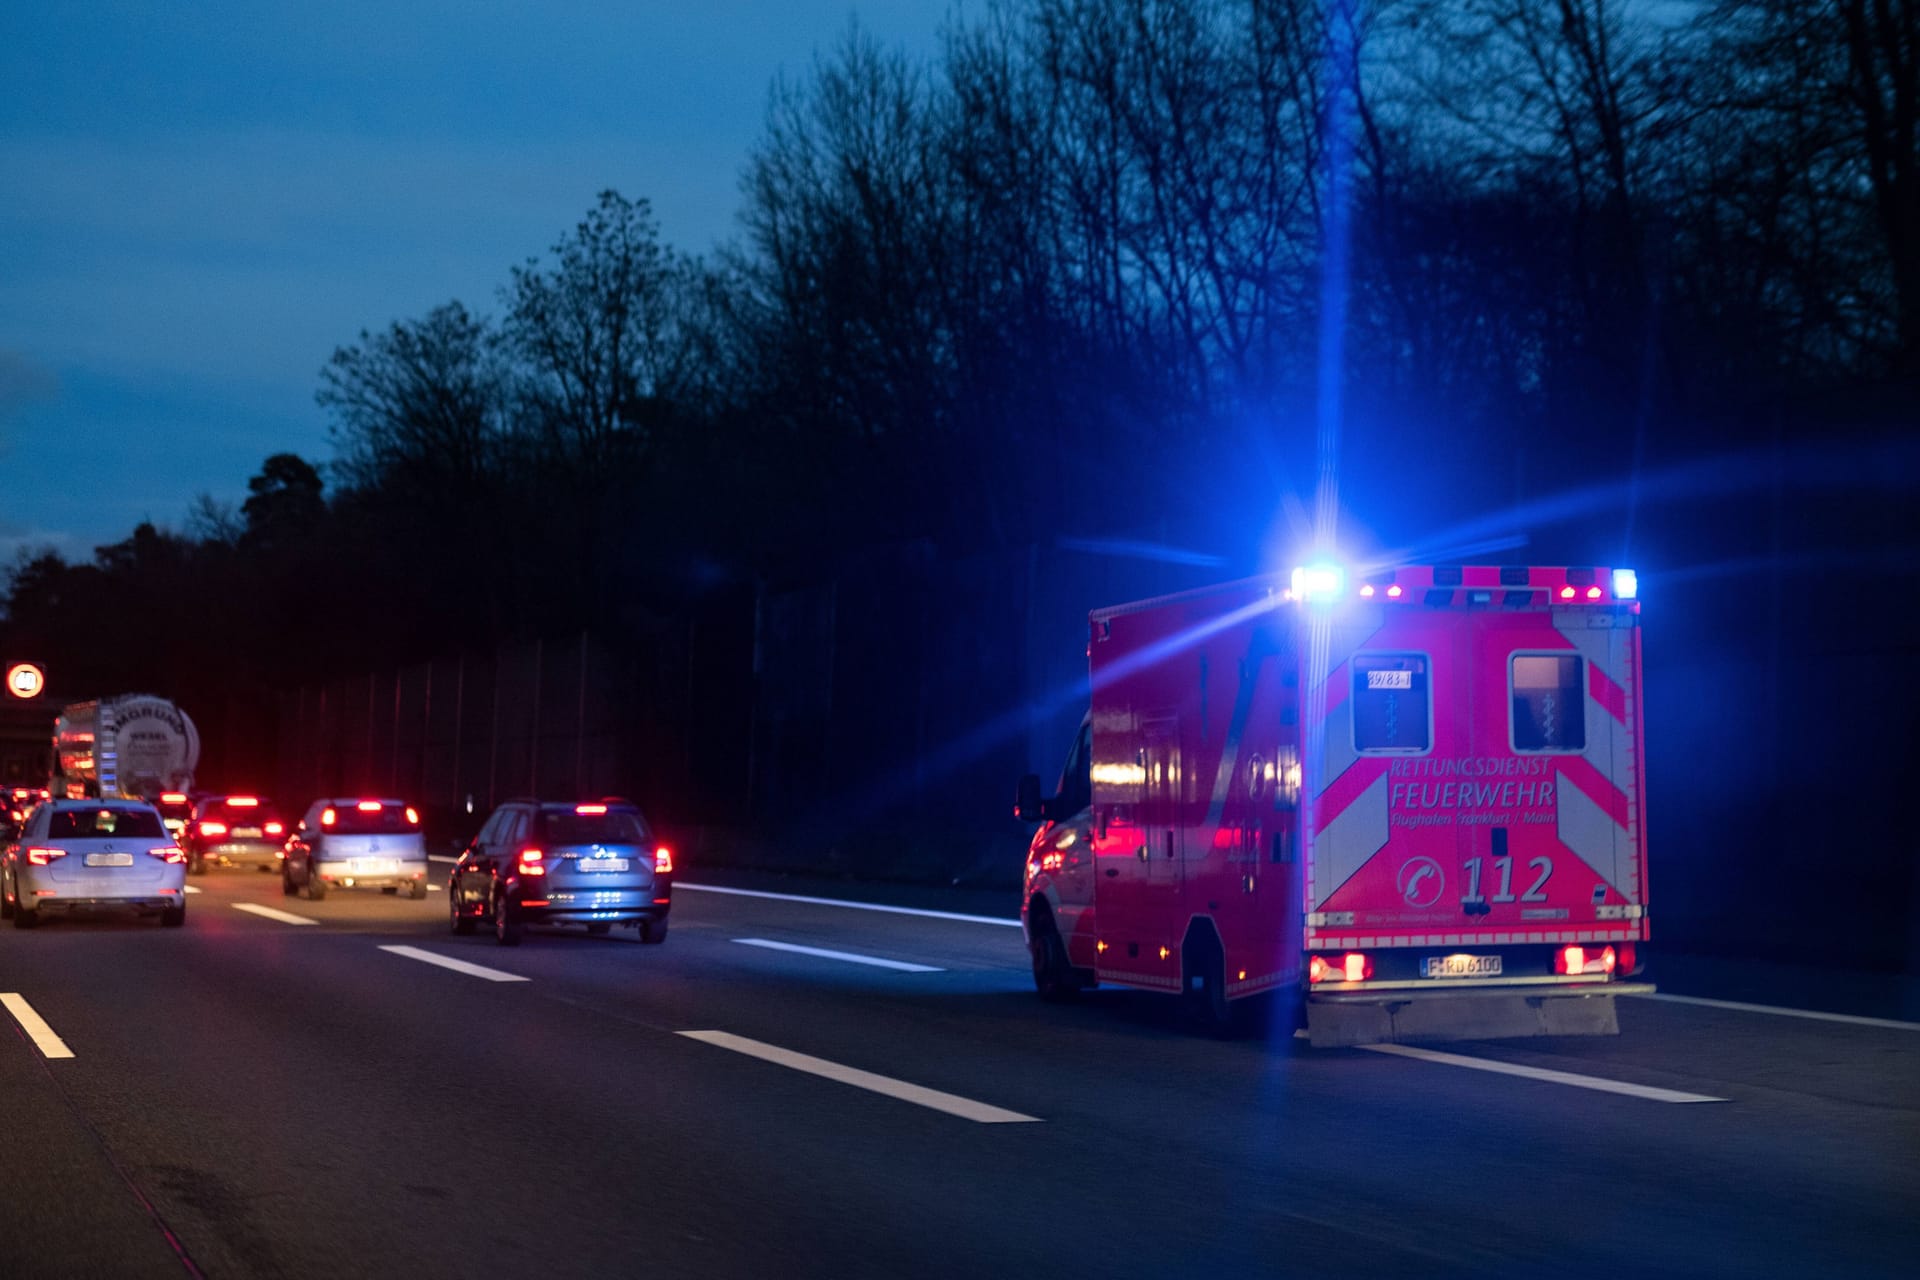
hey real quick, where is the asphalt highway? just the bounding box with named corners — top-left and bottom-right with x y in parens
top-left (1, 865), bottom-right (1916, 1278)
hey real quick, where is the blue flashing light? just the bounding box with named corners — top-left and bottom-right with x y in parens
top-left (1290, 563), bottom-right (1345, 602)
top-left (1612, 568), bottom-right (1638, 600)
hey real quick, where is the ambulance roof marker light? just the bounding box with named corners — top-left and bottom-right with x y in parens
top-left (1289, 563), bottom-right (1345, 603)
top-left (1612, 568), bottom-right (1638, 600)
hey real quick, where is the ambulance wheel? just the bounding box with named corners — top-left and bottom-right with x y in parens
top-left (1182, 928), bottom-right (1236, 1037)
top-left (1028, 912), bottom-right (1079, 1003)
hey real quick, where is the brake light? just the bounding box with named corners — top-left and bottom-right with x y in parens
top-left (405, 807), bottom-right (419, 825)
top-left (1555, 944), bottom-right (1617, 976)
top-left (160, 793), bottom-right (187, 804)
top-left (516, 848), bottom-right (546, 876)
top-left (1305, 952), bottom-right (1371, 983)
top-left (148, 846), bottom-right (187, 864)
top-left (1586, 585), bottom-right (1603, 600)
top-left (1616, 943), bottom-right (1636, 976)
top-left (1559, 585), bottom-right (1577, 600)
top-left (265, 821), bottom-right (284, 836)
top-left (25, 847), bottom-right (67, 865)
top-left (199, 820), bottom-right (228, 838)
top-left (321, 808), bottom-right (336, 827)
top-left (356, 800), bottom-right (382, 812)
top-left (228, 797), bottom-right (259, 807)
top-left (1386, 584), bottom-right (1403, 598)
top-left (654, 845), bottom-right (674, 874)
top-left (576, 803), bottom-right (607, 815)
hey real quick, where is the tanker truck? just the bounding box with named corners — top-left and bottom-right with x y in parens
top-left (52, 695), bottom-right (201, 800)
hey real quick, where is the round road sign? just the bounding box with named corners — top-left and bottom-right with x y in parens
top-left (5, 662), bottom-right (46, 699)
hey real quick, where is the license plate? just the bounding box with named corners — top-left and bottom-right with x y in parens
top-left (234, 826), bottom-right (263, 839)
top-left (1424, 954), bottom-right (1502, 978)
top-left (581, 858), bottom-right (630, 873)
top-left (349, 859), bottom-right (396, 874)
top-left (85, 852), bottom-right (135, 867)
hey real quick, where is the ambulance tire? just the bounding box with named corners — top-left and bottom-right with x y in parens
top-left (1028, 909), bottom-right (1079, 1003)
top-left (1181, 925), bottom-right (1237, 1037)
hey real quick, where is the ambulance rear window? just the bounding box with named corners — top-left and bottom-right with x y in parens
top-left (1511, 654), bottom-right (1585, 752)
top-left (1353, 655), bottom-right (1430, 753)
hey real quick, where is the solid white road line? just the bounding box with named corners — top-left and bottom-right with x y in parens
top-left (231, 903), bottom-right (319, 926)
top-left (733, 938), bottom-right (944, 973)
top-left (1, 993), bottom-right (75, 1060)
top-left (678, 1031), bottom-right (1040, 1123)
top-left (676, 883), bottom-right (1021, 927)
top-left (428, 855), bottom-right (460, 864)
top-left (183, 885), bottom-right (201, 895)
top-left (1361, 1043), bottom-right (1727, 1103)
top-left (378, 945), bottom-right (529, 983)
top-left (1627, 992), bottom-right (1920, 1032)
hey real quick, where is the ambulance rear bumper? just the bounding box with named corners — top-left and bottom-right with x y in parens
top-left (1305, 982), bottom-right (1656, 1047)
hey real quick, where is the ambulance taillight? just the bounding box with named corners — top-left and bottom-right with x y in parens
top-left (1308, 953), bottom-right (1373, 984)
top-left (1555, 945), bottom-right (1618, 976)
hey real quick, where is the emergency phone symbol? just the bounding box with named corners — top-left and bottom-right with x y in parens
top-left (1397, 857), bottom-right (1444, 908)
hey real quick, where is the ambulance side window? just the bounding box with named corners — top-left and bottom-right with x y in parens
top-left (1353, 654), bottom-right (1431, 754)
top-left (1511, 654), bottom-right (1586, 752)
top-left (1056, 721), bottom-right (1093, 815)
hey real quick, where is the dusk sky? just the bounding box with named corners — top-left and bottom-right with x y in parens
top-left (0, 1), bottom-right (942, 564)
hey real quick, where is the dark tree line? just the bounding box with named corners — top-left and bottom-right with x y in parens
top-left (7, 0), bottom-right (1915, 691)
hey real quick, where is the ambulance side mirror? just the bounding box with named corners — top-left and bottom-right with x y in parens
top-left (1014, 774), bottom-right (1045, 823)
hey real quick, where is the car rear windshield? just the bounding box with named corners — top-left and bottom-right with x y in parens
top-left (538, 810), bottom-right (649, 845)
top-left (326, 805), bottom-right (418, 835)
top-left (48, 808), bottom-right (166, 839)
top-left (204, 799), bottom-right (283, 824)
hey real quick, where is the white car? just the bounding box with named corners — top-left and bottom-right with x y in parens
top-left (2, 799), bottom-right (188, 928)
top-left (282, 797), bottom-right (429, 900)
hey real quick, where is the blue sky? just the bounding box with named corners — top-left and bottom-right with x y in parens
top-left (0, 0), bottom-right (943, 563)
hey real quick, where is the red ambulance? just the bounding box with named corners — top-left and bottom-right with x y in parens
top-left (1016, 563), bottom-right (1654, 1044)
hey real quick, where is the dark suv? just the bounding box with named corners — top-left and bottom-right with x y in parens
top-left (448, 798), bottom-right (672, 946)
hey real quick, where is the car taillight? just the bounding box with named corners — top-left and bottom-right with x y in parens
top-left (199, 820), bottom-right (228, 838)
top-left (405, 807), bottom-right (419, 825)
top-left (654, 846), bottom-right (673, 874)
top-left (148, 846), bottom-right (187, 864)
top-left (516, 848), bottom-right (546, 876)
top-left (160, 793), bottom-right (187, 804)
top-left (25, 847), bottom-right (67, 865)
top-left (1616, 943), bottom-right (1636, 976)
top-left (321, 807), bottom-right (336, 827)
top-left (265, 821), bottom-right (284, 836)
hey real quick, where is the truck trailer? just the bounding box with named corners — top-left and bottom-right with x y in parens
top-left (1017, 563), bottom-right (1653, 1045)
top-left (52, 694), bottom-right (201, 801)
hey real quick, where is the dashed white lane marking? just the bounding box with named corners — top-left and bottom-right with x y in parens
top-left (428, 855), bottom-right (460, 864)
top-left (676, 883), bottom-right (1021, 927)
top-left (426, 883), bottom-right (442, 891)
top-left (1628, 992), bottom-right (1920, 1032)
top-left (231, 903), bottom-right (319, 926)
top-left (183, 886), bottom-right (201, 895)
top-left (1, 993), bottom-right (75, 1059)
top-left (678, 1030), bottom-right (1040, 1123)
top-left (1361, 1043), bottom-right (1727, 1103)
top-left (378, 945), bottom-right (528, 983)
top-left (733, 938), bottom-right (944, 972)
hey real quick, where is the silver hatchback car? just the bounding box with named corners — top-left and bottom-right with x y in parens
top-left (2, 799), bottom-right (188, 928)
top-left (282, 798), bottom-right (429, 900)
